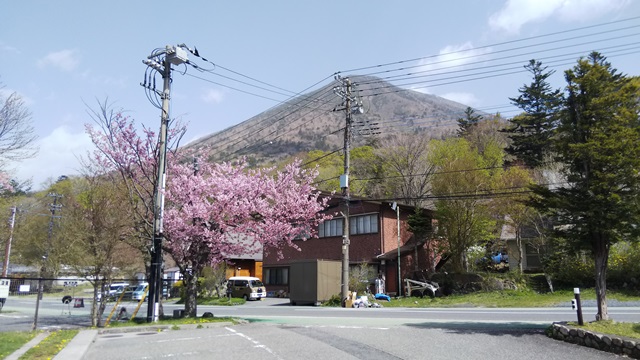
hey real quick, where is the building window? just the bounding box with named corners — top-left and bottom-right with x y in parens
top-left (525, 243), bottom-right (542, 269)
top-left (318, 215), bottom-right (378, 237)
top-left (264, 268), bottom-right (288, 285)
top-left (319, 218), bottom-right (343, 238)
top-left (350, 214), bottom-right (378, 235)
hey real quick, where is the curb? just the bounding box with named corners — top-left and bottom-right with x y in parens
top-left (5, 321), bottom-right (236, 360)
top-left (53, 329), bottom-right (98, 360)
top-left (96, 321), bottom-right (235, 334)
top-left (548, 322), bottom-right (640, 359)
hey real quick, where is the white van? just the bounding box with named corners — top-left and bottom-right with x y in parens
top-left (97, 282), bottom-right (129, 301)
top-left (227, 276), bottom-right (266, 300)
top-left (108, 283), bottom-right (129, 300)
top-left (131, 283), bottom-right (149, 301)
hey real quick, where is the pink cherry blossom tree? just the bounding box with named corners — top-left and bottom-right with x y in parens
top-left (86, 102), bottom-right (330, 317)
top-left (165, 159), bottom-right (330, 315)
top-left (85, 100), bottom-right (187, 275)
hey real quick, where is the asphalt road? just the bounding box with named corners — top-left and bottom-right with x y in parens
top-left (2, 296), bottom-right (640, 331)
top-left (2, 297), bottom-right (632, 359)
top-left (82, 322), bottom-right (619, 360)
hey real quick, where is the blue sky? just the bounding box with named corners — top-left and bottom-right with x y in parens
top-left (2, 0), bottom-right (639, 190)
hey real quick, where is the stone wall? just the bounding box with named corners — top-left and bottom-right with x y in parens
top-left (548, 322), bottom-right (640, 358)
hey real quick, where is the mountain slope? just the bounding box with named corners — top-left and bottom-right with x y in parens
top-left (186, 75), bottom-right (474, 163)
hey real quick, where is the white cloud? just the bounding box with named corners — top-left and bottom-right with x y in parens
top-left (439, 92), bottom-right (480, 106)
top-left (201, 88), bottom-right (224, 104)
top-left (37, 49), bottom-right (80, 72)
top-left (489, 0), bottom-right (630, 34)
top-left (11, 126), bottom-right (93, 190)
top-left (411, 42), bottom-right (492, 94)
top-left (419, 42), bottom-right (492, 73)
top-left (0, 43), bottom-right (20, 55)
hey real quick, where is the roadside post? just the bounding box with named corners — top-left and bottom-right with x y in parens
top-left (0, 278), bottom-right (9, 311)
top-left (573, 287), bottom-right (584, 325)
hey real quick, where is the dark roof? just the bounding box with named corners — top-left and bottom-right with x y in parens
top-left (376, 244), bottom-right (417, 260)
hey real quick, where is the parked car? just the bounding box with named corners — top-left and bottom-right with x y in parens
top-left (131, 283), bottom-right (149, 301)
top-left (121, 286), bottom-right (137, 301)
top-left (97, 282), bottom-right (129, 301)
top-left (227, 276), bottom-right (266, 301)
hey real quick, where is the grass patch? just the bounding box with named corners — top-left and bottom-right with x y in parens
top-left (198, 297), bottom-right (245, 306)
top-left (20, 330), bottom-right (78, 360)
top-left (569, 320), bottom-right (640, 340)
top-left (105, 314), bottom-right (236, 328)
top-left (173, 296), bottom-right (245, 306)
top-left (0, 331), bottom-right (37, 359)
top-left (374, 288), bottom-right (640, 308)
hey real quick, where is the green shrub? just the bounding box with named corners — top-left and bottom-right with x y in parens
top-left (543, 241), bottom-right (640, 290)
top-left (322, 294), bottom-right (342, 307)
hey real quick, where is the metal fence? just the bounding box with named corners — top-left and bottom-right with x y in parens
top-left (0, 276), bottom-right (180, 331)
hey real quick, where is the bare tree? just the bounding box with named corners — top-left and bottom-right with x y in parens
top-left (59, 171), bottom-right (140, 326)
top-left (375, 133), bottom-right (435, 208)
top-left (0, 84), bottom-right (37, 164)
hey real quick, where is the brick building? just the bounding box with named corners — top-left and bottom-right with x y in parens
top-left (262, 195), bottom-right (436, 297)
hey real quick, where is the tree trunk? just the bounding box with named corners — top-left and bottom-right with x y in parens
top-left (92, 279), bottom-right (107, 327)
top-left (593, 237), bottom-right (610, 321)
top-left (91, 284), bottom-right (99, 327)
top-left (516, 228), bottom-right (523, 272)
top-left (451, 251), bottom-right (465, 273)
top-left (184, 273), bottom-right (198, 317)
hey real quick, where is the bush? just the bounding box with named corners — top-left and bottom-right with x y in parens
top-left (322, 294), bottom-right (342, 307)
top-left (607, 242), bottom-right (640, 290)
top-left (543, 241), bottom-right (640, 290)
top-left (349, 262), bottom-right (375, 295)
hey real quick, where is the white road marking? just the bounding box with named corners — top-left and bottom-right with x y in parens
top-left (154, 333), bottom-right (235, 343)
top-left (226, 326), bottom-right (283, 359)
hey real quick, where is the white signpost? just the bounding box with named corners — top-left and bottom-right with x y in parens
top-left (0, 279), bottom-right (9, 298)
top-left (0, 279), bottom-right (10, 310)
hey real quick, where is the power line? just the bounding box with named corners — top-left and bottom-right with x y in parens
top-left (338, 16), bottom-right (640, 74)
top-left (184, 77), bottom-right (338, 157)
top-left (181, 18), bottom-right (639, 164)
top-left (212, 46), bottom-right (639, 158)
top-left (356, 45), bottom-right (640, 97)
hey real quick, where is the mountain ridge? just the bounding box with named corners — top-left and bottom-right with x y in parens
top-left (185, 75), bottom-right (475, 163)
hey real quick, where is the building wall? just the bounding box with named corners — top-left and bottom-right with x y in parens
top-left (225, 259), bottom-right (261, 278)
top-left (506, 239), bottom-right (543, 272)
top-left (264, 200), bottom-right (389, 266)
top-left (263, 197), bottom-right (434, 296)
top-left (264, 233), bottom-right (382, 265)
top-left (380, 206), bottom-right (413, 254)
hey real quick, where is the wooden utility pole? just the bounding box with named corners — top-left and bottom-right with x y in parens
top-left (33, 193), bottom-right (62, 330)
top-left (1, 206), bottom-right (16, 277)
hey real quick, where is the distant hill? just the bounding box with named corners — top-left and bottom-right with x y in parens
top-left (185, 75), bottom-right (475, 164)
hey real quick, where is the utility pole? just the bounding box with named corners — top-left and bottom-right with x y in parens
top-left (33, 193), bottom-right (62, 330)
top-left (391, 202), bottom-right (401, 296)
top-left (142, 45), bottom-right (188, 322)
top-left (334, 76), bottom-right (364, 306)
top-left (1, 206), bottom-right (16, 277)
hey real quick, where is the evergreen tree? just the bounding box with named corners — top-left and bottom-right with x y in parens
top-left (504, 60), bottom-right (562, 168)
top-left (528, 53), bottom-right (640, 321)
top-left (457, 107), bottom-right (483, 137)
